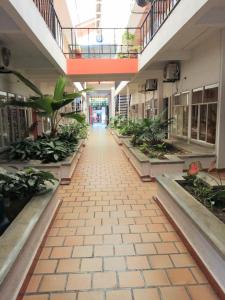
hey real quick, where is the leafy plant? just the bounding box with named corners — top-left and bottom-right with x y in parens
top-left (0, 167), bottom-right (57, 228)
top-left (0, 167), bottom-right (56, 201)
top-left (181, 161), bottom-right (225, 209)
top-left (0, 73), bottom-right (89, 137)
top-left (118, 120), bottom-right (139, 136)
top-left (131, 115), bottom-right (173, 147)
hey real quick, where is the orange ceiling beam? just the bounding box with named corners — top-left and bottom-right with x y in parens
top-left (67, 58), bottom-right (138, 75)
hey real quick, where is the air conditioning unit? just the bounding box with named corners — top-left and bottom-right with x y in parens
top-left (135, 0), bottom-right (151, 7)
top-left (0, 47), bottom-right (11, 67)
top-left (163, 62), bottom-right (180, 82)
top-left (145, 79), bottom-right (157, 91)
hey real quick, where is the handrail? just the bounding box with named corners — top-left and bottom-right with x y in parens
top-left (33, 0), bottom-right (63, 50)
top-left (32, 0), bottom-right (181, 57)
top-left (140, 0), bottom-right (181, 52)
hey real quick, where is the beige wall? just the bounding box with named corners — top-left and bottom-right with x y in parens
top-left (163, 31), bottom-right (221, 98)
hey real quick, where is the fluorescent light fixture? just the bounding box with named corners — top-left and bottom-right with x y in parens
top-left (115, 81), bottom-right (129, 96)
top-left (74, 82), bottom-right (84, 91)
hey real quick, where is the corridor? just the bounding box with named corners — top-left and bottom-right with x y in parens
top-left (22, 128), bottom-right (218, 300)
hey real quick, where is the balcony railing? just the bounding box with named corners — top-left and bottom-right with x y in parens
top-left (33, 0), bottom-right (63, 50)
top-left (62, 27), bottom-right (141, 59)
top-left (140, 0), bottom-right (181, 50)
top-left (33, 0), bottom-right (180, 58)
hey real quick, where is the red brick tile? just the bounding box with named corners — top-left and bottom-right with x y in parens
top-left (26, 275), bottom-right (42, 293)
top-left (78, 291), bottom-right (104, 300)
top-left (39, 274), bottom-right (67, 292)
top-left (72, 245), bottom-right (93, 257)
top-left (64, 236), bottom-right (84, 246)
top-left (170, 253), bottom-right (196, 267)
top-left (23, 295), bottom-right (49, 300)
top-left (127, 256), bottom-right (150, 270)
top-left (133, 288), bottom-right (160, 300)
top-left (93, 272), bottom-right (117, 289)
top-left (34, 260), bottom-right (57, 274)
top-left (187, 285), bottom-right (219, 300)
top-left (104, 234), bottom-right (122, 244)
top-left (66, 274), bottom-right (91, 290)
top-left (84, 235), bottom-right (103, 245)
top-left (141, 233), bottom-right (161, 242)
top-left (51, 247), bottom-right (72, 258)
top-left (80, 257), bottom-right (102, 272)
top-left (167, 268), bottom-right (196, 285)
top-left (115, 244), bottom-right (135, 256)
top-left (149, 255), bottom-right (173, 269)
top-left (160, 287), bottom-right (190, 300)
top-left (50, 293), bottom-right (77, 300)
top-left (119, 271), bottom-right (145, 288)
top-left (57, 258), bottom-right (80, 273)
top-left (135, 243), bottom-right (156, 255)
top-left (143, 270), bottom-right (170, 286)
top-left (104, 257), bottom-right (126, 271)
top-left (122, 233), bottom-right (141, 243)
top-left (155, 242), bottom-right (178, 254)
top-left (106, 290), bottom-right (132, 300)
top-left (95, 245), bottom-right (114, 256)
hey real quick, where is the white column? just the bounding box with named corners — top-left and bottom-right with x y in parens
top-left (110, 87), bottom-right (115, 118)
top-left (216, 29), bottom-right (225, 169)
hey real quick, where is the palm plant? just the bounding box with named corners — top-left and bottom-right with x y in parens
top-left (0, 72), bottom-right (88, 137)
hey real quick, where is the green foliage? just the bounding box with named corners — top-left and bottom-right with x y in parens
top-left (110, 116), bottom-right (127, 130)
top-left (0, 167), bottom-right (57, 202)
top-left (131, 115), bottom-right (173, 147)
top-left (8, 122), bottom-right (87, 163)
top-left (0, 74), bottom-right (90, 137)
top-left (182, 175), bottom-right (225, 209)
top-left (118, 120), bottom-right (139, 136)
top-left (122, 31), bottom-right (135, 44)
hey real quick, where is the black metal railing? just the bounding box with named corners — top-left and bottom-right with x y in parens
top-left (33, 0), bottom-right (63, 50)
top-left (62, 27), bottom-right (141, 59)
top-left (140, 0), bottom-right (181, 50)
top-left (33, 0), bottom-right (181, 58)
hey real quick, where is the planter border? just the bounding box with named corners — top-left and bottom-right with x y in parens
top-left (0, 139), bottom-right (85, 184)
top-left (0, 182), bottom-right (59, 300)
top-left (121, 139), bottom-right (184, 181)
top-left (155, 173), bottom-right (225, 299)
top-left (110, 128), bottom-right (130, 145)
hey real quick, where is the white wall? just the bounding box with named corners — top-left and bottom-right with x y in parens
top-left (139, 0), bottom-right (209, 71)
top-left (3, 0), bottom-right (67, 74)
top-left (163, 32), bottom-right (221, 98)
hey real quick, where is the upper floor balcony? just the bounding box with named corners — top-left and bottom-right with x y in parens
top-left (33, 0), bottom-right (181, 61)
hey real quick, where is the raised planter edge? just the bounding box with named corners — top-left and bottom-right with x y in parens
top-left (156, 173), bottom-right (225, 297)
top-left (0, 181), bottom-right (60, 300)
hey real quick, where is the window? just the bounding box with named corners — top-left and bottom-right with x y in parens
top-left (145, 98), bottom-right (158, 118)
top-left (0, 91), bottom-right (30, 149)
top-left (172, 92), bottom-right (189, 137)
top-left (191, 86), bottom-right (218, 144)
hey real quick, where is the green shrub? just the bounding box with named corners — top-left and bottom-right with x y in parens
top-left (0, 167), bottom-right (57, 202)
top-left (7, 122), bottom-right (88, 163)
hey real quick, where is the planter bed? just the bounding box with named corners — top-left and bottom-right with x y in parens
top-left (178, 153), bottom-right (216, 170)
top-left (0, 182), bottom-right (59, 300)
top-left (0, 139), bottom-right (85, 184)
top-left (166, 140), bottom-right (216, 169)
top-left (110, 129), bottom-right (130, 145)
top-left (121, 139), bottom-right (184, 181)
top-left (156, 173), bottom-right (225, 298)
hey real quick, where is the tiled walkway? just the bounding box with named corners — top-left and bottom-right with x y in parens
top-left (22, 128), bottom-right (219, 300)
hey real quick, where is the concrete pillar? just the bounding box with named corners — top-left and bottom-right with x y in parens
top-left (216, 29), bottom-right (225, 169)
top-left (158, 79), bottom-right (164, 115)
top-left (110, 87), bottom-right (115, 118)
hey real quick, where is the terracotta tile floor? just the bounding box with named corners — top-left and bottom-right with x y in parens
top-left (22, 128), bottom-right (219, 300)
